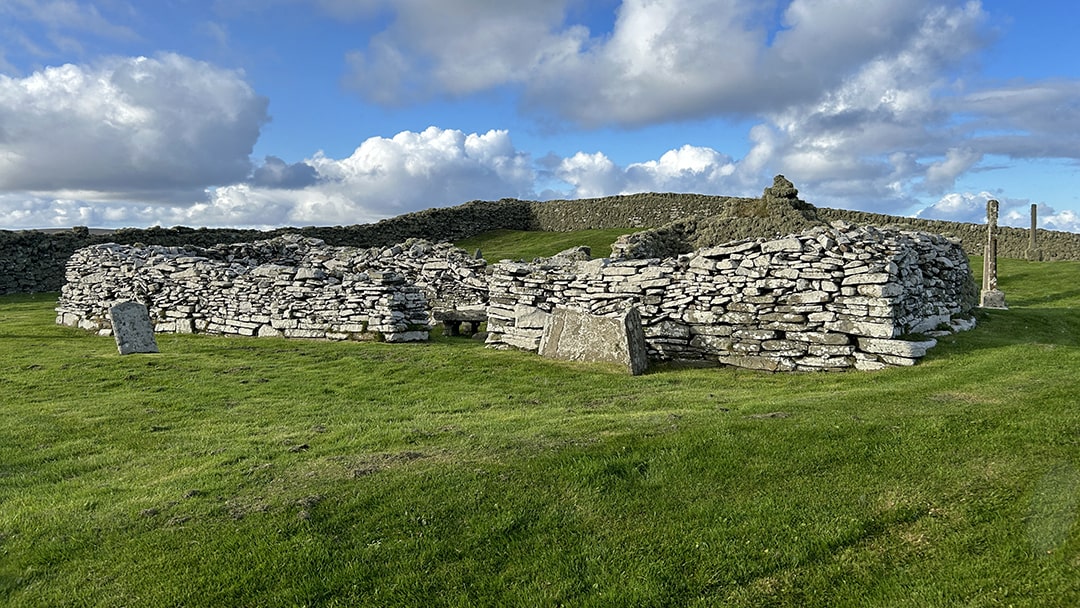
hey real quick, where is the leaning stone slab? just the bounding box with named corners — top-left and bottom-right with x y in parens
top-left (538, 307), bottom-right (649, 375)
top-left (108, 301), bottom-right (159, 355)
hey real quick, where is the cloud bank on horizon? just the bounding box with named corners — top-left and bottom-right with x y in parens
top-left (1, 0), bottom-right (1079, 232)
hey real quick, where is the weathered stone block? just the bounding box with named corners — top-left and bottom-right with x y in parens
top-left (979, 289), bottom-right (1007, 309)
top-left (824, 318), bottom-right (897, 339)
top-left (716, 355), bottom-right (796, 372)
top-left (538, 307), bottom-right (649, 375)
top-left (856, 337), bottom-right (937, 358)
top-left (109, 301), bottom-right (159, 355)
top-left (514, 304), bottom-right (552, 329)
top-left (761, 237), bottom-right (802, 253)
top-left (842, 272), bottom-right (891, 285)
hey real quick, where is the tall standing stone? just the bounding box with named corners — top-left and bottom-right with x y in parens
top-left (1027, 203), bottom-right (1043, 261)
top-left (980, 200), bottom-right (1007, 309)
top-left (109, 301), bottom-right (159, 355)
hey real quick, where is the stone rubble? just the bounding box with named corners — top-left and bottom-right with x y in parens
top-left (485, 222), bottom-right (978, 371)
top-left (56, 234), bottom-right (487, 342)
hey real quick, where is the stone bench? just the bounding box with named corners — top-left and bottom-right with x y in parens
top-left (432, 306), bottom-right (487, 337)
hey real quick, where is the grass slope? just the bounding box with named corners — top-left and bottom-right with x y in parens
top-left (455, 228), bottom-right (638, 262)
top-left (1, 250), bottom-right (1078, 607)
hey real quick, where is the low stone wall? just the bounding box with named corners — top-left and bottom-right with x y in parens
top-left (529, 193), bottom-right (755, 231)
top-left (55, 235), bottom-right (488, 342)
top-left (816, 209), bottom-right (1080, 261)
top-left (486, 223), bottom-right (977, 371)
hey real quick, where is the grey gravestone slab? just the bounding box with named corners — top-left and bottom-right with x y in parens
top-left (538, 306), bottom-right (649, 375)
top-left (109, 301), bottom-right (159, 355)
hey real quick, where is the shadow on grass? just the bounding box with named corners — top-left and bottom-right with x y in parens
top-left (966, 307), bottom-right (1080, 349)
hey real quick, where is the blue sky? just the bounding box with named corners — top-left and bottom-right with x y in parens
top-left (1, 0), bottom-right (1079, 232)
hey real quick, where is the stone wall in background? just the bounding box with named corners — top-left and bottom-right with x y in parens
top-left (486, 223), bottom-right (977, 371)
top-left (5, 176), bottom-right (1080, 295)
top-left (814, 209), bottom-right (1080, 261)
top-left (56, 235), bottom-right (488, 342)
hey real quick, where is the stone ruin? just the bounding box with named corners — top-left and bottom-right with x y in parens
top-left (56, 234), bottom-right (487, 342)
top-left (56, 202), bottom-right (979, 371)
top-left (486, 221), bottom-right (977, 372)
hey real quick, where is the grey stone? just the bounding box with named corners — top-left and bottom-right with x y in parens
top-left (108, 301), bottom-right (159, 355)
top-left (856, 337), bottom-right (937, 358)
top-left (979, 289), bottom-right (1007, 309)
top-left (538, 307), bottom-right (649, 375)
top-left (514, 304), bottom-right (551, 329)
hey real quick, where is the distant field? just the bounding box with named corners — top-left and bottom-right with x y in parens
top-left (455, 228), bottom-right (639, 262)
top-left (1, 236), bottom-right (1078, 606)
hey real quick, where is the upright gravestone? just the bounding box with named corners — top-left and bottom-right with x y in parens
top-left (980, 200), bottom-right (1007, 309)
top-left (109, 301), bottom-right (159, 355)
top-left (538, 307), bottom-right (649, 375)
top-left (1027, 203), bottom-right (1043, 261)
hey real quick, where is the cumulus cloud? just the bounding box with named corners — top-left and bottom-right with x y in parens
top-left (337, 0), bottom-right (986, 129)
top-left (332, 0), bottom-right (1075, 218)
top-left (0, 53), bottom-right (268, 199)
top-left (343, 1), bottom-right (587, 105)
top-left (555, 145), bottom-right (739, 199)
top-left (187, 127), bottom-right (537, 229)
top-left (914, 192), bottom-right (1080, 232)
top-left (735, 1), bottom-right (991, 213)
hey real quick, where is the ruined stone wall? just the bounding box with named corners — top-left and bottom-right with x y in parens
top-left (56, 235), bottom-right (488, 342)
top-left (0, 228), bottom-right (98, 295)
top-left (815, 209), bottom-right (1080, 261)
top-left (3, 200), bottom-right (528, 295)
top-left (528, 193), bottom-right (754, 231)
top-left (486, 223), bottom-right (977, 371)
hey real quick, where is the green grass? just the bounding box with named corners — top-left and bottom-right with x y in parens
top-left (1, 253), bottom-right (1079, 607)
top-left (455, 228), bottom-right (640, 262)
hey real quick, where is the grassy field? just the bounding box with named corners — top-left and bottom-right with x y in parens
top-left (1, 240), bottom-right (1078, 606)
top-left (455, 228), bottom-right (639, 262)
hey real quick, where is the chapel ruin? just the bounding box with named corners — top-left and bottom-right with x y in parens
top-left (55, 177), bottom-right (980, 372)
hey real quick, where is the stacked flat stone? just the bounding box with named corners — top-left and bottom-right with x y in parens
top-left (486, 222), bottom-right (976, 371)
top-left (56, 234), bottom-right (486, 343)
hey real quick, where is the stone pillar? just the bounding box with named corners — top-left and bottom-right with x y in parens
top-left (1026, 203), bottom-right (1043, 261)
top-left (980, 199), bottom-right (1007, 309)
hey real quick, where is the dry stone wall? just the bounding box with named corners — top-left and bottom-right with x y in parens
top-left (815, 209), bottom-right (1080, 261)
top-left (486, 223), bottom-right (977, 371)
top-left (56, 235), bottom-right (488, 342)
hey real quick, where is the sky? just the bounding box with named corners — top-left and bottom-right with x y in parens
top-left (1, 0), bottom-right (1079, 232)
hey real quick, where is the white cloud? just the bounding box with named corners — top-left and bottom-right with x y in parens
top-left (914, 191), bottom-right (994, 223)
top-left (924, 148), bottom-right (984, 194)
top-left (914, 192), bottom-right (1080, 233)
top-left (554, 144), bottom-right (742, 200)
top-left (0, 129), bottom-right (746, 229)
top-left (739, 1), bottom-right (989, 213)
top-left (332, 0), bottom-right (1079, 219)
top-left (337, 0), bottom-right (986, 130)
top-left (195, 127), bottom-right (537, 229)
top-left (304, 127), bottom-right (535, 216)
top-left (0, 53), bottom-right (268, 198)
top-left (343, 0), bottom-right (587, 104)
